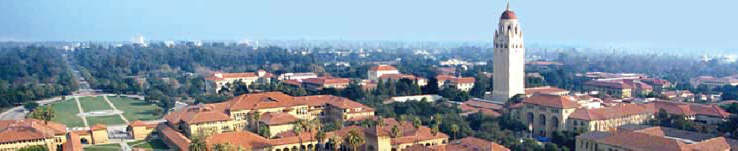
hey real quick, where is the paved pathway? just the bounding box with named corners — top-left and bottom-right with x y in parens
top-left (103, 95), bottom-right (130, 124)
top-left (74, 96), bottom-right (90, 127)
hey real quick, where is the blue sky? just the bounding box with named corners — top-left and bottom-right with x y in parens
top-left (1, 0), bottom-right (736, 48)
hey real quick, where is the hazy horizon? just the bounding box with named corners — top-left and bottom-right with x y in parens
top-left (2, 0), bottom-right (737, 49)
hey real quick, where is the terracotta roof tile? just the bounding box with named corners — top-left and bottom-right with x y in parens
top-left (523, 94), bottom-right (580, 108)
top-left (158, 124), bottom-right (191, 150)
top-left (260, 112), bottom-right (298, 125)
top-left (90, 124), bottom-right (107, 131)
top-left (0, 119), bottom-right (67, 143)
top-left (62, 132), bottom-right (83, 151)
top-left (449, 77), bottom-right (476, 84)
top-left (569, 104), bottom-right (655, 121)
top-left (525, 86), bottom-right (569, 95)
top-left (370, 65), bottom-right (398, 71)
top-left (302, 77), bottom-right (350, 85)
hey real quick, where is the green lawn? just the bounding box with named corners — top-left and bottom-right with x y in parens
top-left (108, 96), bottom-right (164, 121)
top-left (86, 115), bottom-right (127, 126)
top-left (83, 143), bottom-right (120, 151)
top-left (78, 96), bottom-right (113, 112)
top-left (48, 99), bottom-right (85, 127)
top-left (129, 139), bottom-right (170, 149)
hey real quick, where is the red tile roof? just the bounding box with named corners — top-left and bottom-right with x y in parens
top-left (90, 124), bottom-right (107, 131)
top-left (653, 101), bottom-right (731, 118)
top-left (525, 86), bottom-right (569, 95)
top-left (569, 104), bottom-right (655, 121)
top-left (445, 137), bottom-right (510, 151)
top-left (585, 80), bottom-right (633, 89)
top-left (449, 77), bottom-right (476, 84)
top-left (302, 77), bottom-right (350, 85)
top-left (158, 124), bottom-right (191, 150)
top-left (370, 65), bottom-right (398, 71)
top-left (260, 112), bottom-right (299, 125)
top-left (464, 100), bottom-right (503, 111)
top-left (164, 102), bottom-right (232, 125)
top-left (62, 132), bottom-right (83, 151)
top-left (523, 94), bottom-right (580, 109)
top-left (0, 119), bottom-right (68, 143)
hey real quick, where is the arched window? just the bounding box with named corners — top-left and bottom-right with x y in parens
top-left (539, 114), bottom-right (546, 126)
top-left (527, 112), bottom-right (535, 125)
top-left (552, 116), bottom-right (560, 129)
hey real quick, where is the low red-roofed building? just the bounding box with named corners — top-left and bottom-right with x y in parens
top-left (206, 70), bottom-right (274, 92)
top-left (577, 125), bottom-right (738, 151)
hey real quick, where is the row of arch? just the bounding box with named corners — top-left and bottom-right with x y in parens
top-left (526, 112), bottom-right (560, 137)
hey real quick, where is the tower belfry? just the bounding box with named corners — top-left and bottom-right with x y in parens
top-left (491, 2), bottom-right (526, 102)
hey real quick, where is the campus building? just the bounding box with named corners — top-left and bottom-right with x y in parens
top-left (577, 125), bottom-right (738, 151)
top-left (436, 75), bottom-right (476, 91)
top-left (0, 119), bottom-right (75, 151)
top-left (162, 92), bottom-right (375, 138)
top-left (511, 93), bottom-right (732, 138)
top-left (159, 92), bottom-right (457, 151)
top-left (206, 70), bottom-right (274, 92)
top-left (368, 65), bottom-right (400, 82)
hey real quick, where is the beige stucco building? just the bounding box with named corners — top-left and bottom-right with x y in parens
top-left (206, 70), bottom-right (274, 92)
top-left (0, 119), bottom-right (75, 151)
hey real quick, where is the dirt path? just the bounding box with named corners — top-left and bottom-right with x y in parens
top-left (103, 95), bottom-right (130, 124)
top-left (74, 96), bottom-right (90, 127)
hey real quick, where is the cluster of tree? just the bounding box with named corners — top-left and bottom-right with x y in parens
top-left (372, 79), bottom-right (422, 97)
top-left (0, 46), bottom-right (78, 108)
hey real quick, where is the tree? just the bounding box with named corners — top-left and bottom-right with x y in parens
top-left (413, 117), bottom-right (422, 128)
top-left (233, 81), bottom-right (250, 96)
top-left (29, 106), bottom-right (55, 124)
top-left (426, 77), bottom-right (440, 94)
top-left (23, 102), bottom-right (39, 111)
top-left (431, 124), bottom-right (439, 136)
top-left (189, 136), bottom-right (207, 151)
top-left (18, 145), bottom-right (47, 151)
top-left (316, 131), bottom-right (327, 150)
top-left (344, 129), bottom-right (365, 151)
top-left (252, 111), bottom-right (262, 134)
top-left (391, 125), bottom-right (400, 138)
top-left (293, 122), bottom-right (304, 150)
top-left (451, 124), bottom-right (459, 140)
top-left (330, 135), bottom-right (342, 151)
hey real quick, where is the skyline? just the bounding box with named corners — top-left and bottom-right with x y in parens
top-left (1, 0), bottom-right (738, 49)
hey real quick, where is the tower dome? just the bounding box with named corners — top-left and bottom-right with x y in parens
top-left (501, 10), bottom-right (517, 19)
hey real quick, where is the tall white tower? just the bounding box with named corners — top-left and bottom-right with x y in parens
top-left (492, 3), bottom-right (526, 102)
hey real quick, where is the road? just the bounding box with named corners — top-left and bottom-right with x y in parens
top-left (0, 96), bottom-right (66, 120)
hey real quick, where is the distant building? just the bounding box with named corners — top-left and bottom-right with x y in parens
top-left (690, 75), bottom-right (738, 89)
top-left (405, 137), bottom-right (510, 151)
top-left (205, 70), bottom-right (274, 92)
top-left (458, 99), bottom-right (504, 117)
top-left (132, 35), bottom-right (146, 47)
top-left (577, 125), bottom-right (738, 151)
top-left (368, 65), bottom-right (400, 82)
top-left (436, 75), bottom-right (475, 91)
top-left (301, 76), bottom-right (350, 91)
top-left (383, 94), bottom-right (443, 104)
top-left (277, 72), bottom-right (318, 81)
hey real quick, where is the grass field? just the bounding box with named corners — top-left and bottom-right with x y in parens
top-left (48, 99), bottom-right (85, 127)
top-left (86, 115), bottom-right (127, 126)
top-left (128, 139), bottom-right (170, 150)
top-left (78, 96), bottom-right (113, 111)
top-left (108, 96), bottom-right (163, 121)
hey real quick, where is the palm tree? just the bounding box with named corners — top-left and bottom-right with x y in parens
top-left (344, 130), bottom-right (365, 151)
top-left (252, 111), bottom-right (261, 133)
top-left (413, 117), bottom-right (421, 128)
top-left (433, 114), bottom-right (443, 126)
top-left (330, 135), bottom-right (342, 151)
top-left (316, 131), bottom-right (327, 151)
top-left (376, 116), bottom-right (384, 127)
top-left (189, 136), bottom-right (207, 151)
top-left (431, 124), bottom-right (439, 136)
top-left (293, 122), bottom-right (304, 151)
top-left (451, 124), bottom-right (459, 140)
top-left (391, 125), bottom-right (400, 138)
